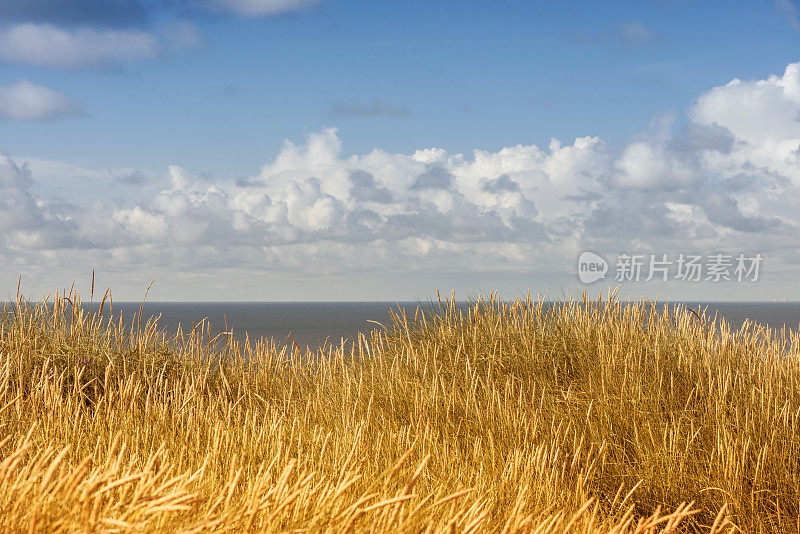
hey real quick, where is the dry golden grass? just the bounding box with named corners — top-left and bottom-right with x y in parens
top-left (1, 284), bottom-right (799, 532)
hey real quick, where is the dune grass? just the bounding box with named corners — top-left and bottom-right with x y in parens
top-left (1, 285), bottom-right (799, 532)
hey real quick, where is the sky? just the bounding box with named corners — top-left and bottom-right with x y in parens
top-left (1, 0), bottom-right (800, 301)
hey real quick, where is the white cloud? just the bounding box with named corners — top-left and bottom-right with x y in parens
top-left (693, 63), bottom-right (800, 144)
top-left (6, 62), bottom-right (800, 299)
top-left (0, 80), bottom-right (82, 122)
top-left (612, 142), bottom-right (698, 189)
top-left (692, 62), bottom-right (800, 185)
top-left (0, 153), bottom-right (81, 250)
top-left (0, 23), bottom-right (159, 68)
top-left (113, 207), bottom-right (168, 239)
top-left (206, 0), bottom-right (317, 17)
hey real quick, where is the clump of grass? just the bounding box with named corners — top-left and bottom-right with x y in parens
top-left (1, 285), bottom-right (798, 532)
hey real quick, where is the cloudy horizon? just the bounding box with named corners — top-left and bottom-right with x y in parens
top-left (2, 1), bottom-right (800, 302)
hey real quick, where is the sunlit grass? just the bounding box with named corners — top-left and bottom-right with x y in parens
top-left (1, 284), bottom-right (798, 532)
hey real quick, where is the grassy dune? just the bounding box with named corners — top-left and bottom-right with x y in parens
top-left (1, 288), bottom-right (799, 532)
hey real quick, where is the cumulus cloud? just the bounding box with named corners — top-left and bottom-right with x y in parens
top-left (6, 62), bottom-right (800, 298)
top-left (349, 171), bottom-right (393, 203)
top-left (0, 80), bottom-right (83, 121)
top-left (482, 174), bottom-right (520, 193)
top-left (0, 153), bottom-right (82, 250)
top-left (691, 62), bottom-right (800, 184)
top-left (613, 141), bottom-right (698, 189)
top-left (2, 125), bottom-right (600, 268)
top-left (0, 23), bottom-right (160, 68)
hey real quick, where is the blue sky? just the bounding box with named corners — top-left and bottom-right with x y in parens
top-left (2, 0), bottom-right (798, 175)
top-left (2, 0), bottom-right (800, 300)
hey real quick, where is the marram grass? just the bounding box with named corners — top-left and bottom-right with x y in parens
top-left (1, 288), bottom-right (799, 533)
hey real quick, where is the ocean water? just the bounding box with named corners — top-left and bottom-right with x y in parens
top-left (103, 302), bottom-right (421, 351)
top-left (91, 301), bottom-right (800, 351)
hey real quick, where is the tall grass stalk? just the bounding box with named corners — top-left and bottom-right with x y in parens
top-left (1, 286), bottom-right (798, 532)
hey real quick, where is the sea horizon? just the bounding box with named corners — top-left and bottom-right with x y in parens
top-left (11, 299), bottom-right (797, 352)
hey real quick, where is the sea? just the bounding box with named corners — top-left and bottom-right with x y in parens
top-left (83, 301), bottom-right (800, 351)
